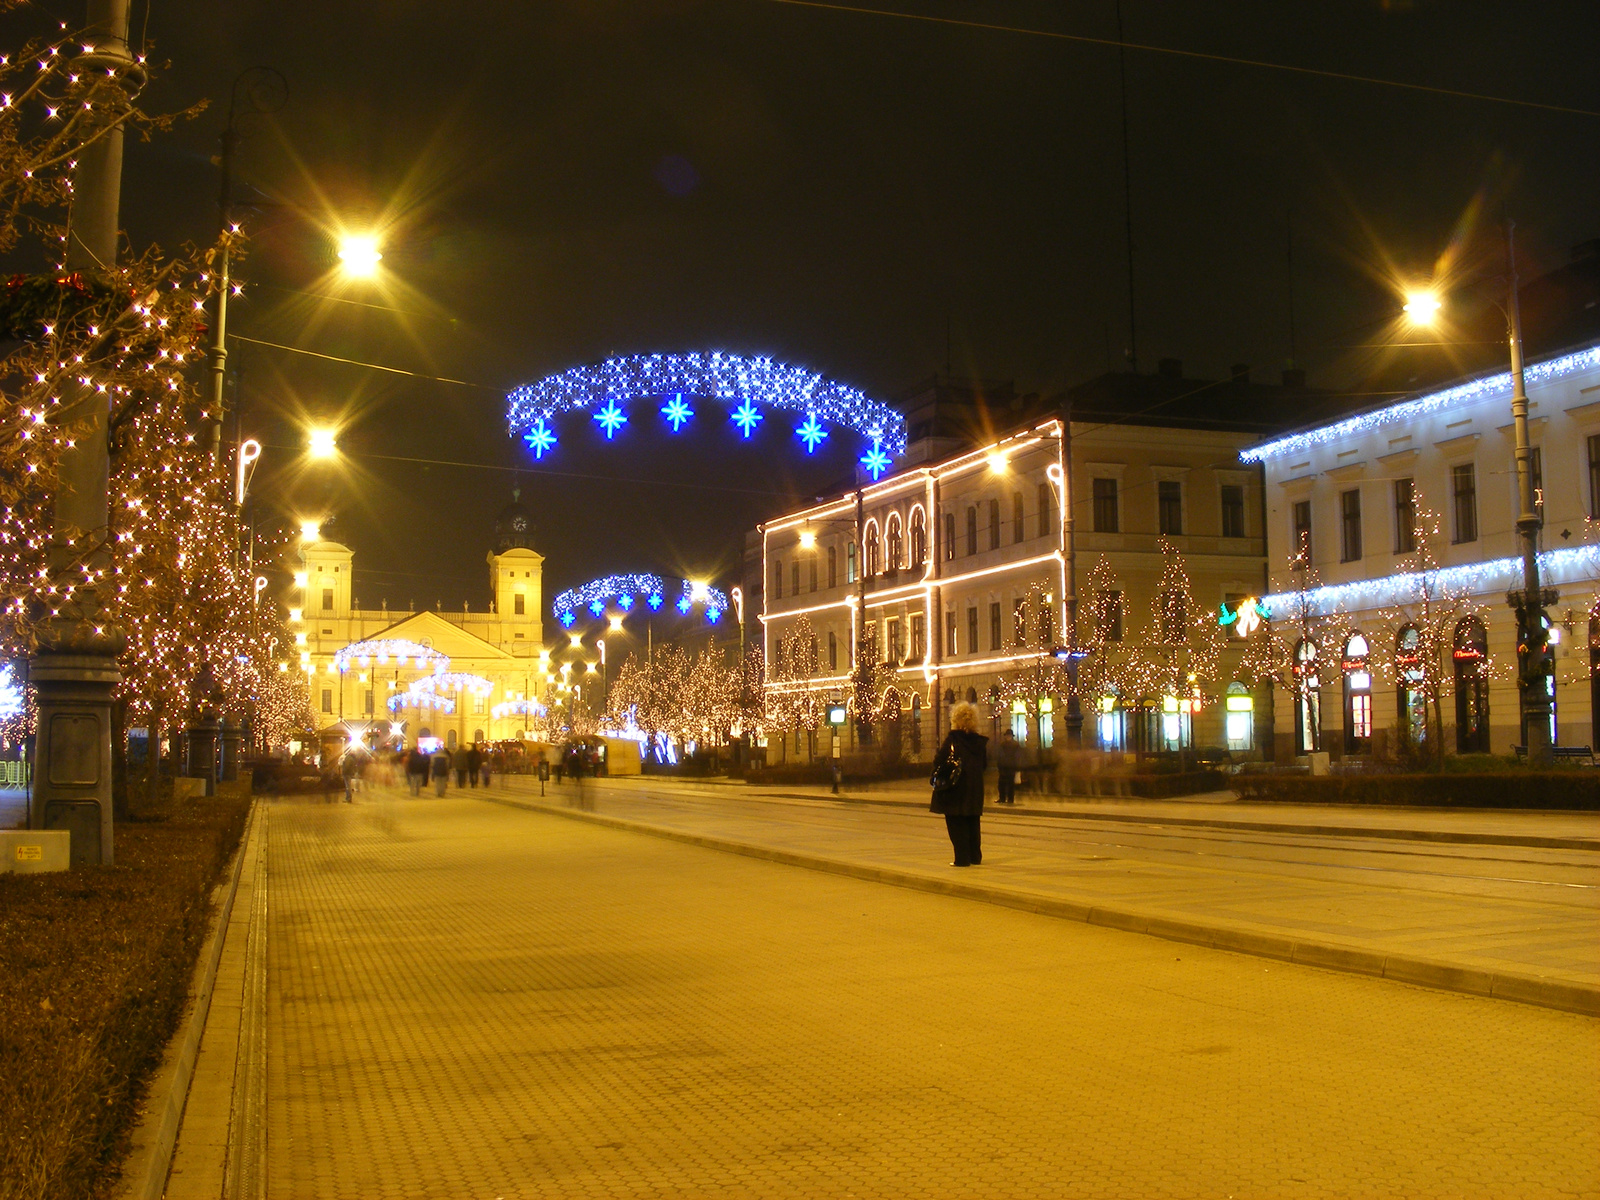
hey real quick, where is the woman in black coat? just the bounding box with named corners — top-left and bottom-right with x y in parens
top-left (929, 701), bottom-right (989, 867)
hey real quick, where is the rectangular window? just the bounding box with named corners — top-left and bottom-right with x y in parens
top-left (1038, 481), bottom-right (1054, 537)
top-left (943, 511), bottom-right (956, 560)
top-left (988, 499), bottom-right (1001, 550)
top-left (364, 690), bottom-right (374, 714)
top-left (911, 614), bottom-right (925, 659)
top-left (827, 547), bottom-right (837, 589)
top-left (1012, 492), bottom-right (1025, 545)
top-left (1340, 488), bottom-right (1362, 562)
top-left (1158, 480), bottom-right (1183, 535)
top-left (886, 617), bottom-right (902, 662)
top-left (1351, 693), bottom-right (1372, 740)
top-left (1039, 603), bottom-right (1053, 647)
top-left (1292, 499), bottom-right (1312, 564)
top-left (321, 587), bottom-right (334, 611)
top-left (946, 610), bottom-right (958, 656)
top-left (1589, 435), bottom-right (1600, 519)
top-left (1394, 477), bottom-right (1416, 553)
top-left (967, 607), bottom-right (979, 656)
top-left (792, 561), bottom-right (801, 596)
top-left (773, 561), bottom-right (783, 600)
top-left (1092, 478), bottom-right (1119, 533)
top-left (1220, 485), bottom-right (1245, 539)
top-left (966, 507), bottom-right (978, 555)
top-left (320, 688), bottom-right (333, 713)
top-left (828, 632), bottom-right (838, 671)
top-left (846, 543), bottom-right (857, 583)
top-left (1451, 463), bottom-right (1477, 543)
top-left (1101, 590), bottom-right (1123, 642)
top-left (473, 694), bottom-right (486, 715)
top-left (989, 601), bottom-right (1002, 651)
top-left (1012, 597), bottom-right (1027, 643)
top-left (808, 558), bottom-right (817, 593)
top-left (513, 593), bottom-right (525, 615)
top-left (864, 621), bottom-right (878, 662)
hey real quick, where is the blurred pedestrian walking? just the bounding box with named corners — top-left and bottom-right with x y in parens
top-left (431, 746), bottom-right (450, 796)
top-left (929, 702), bottom-right (988, 867)
top-left (452, 743), bottom-right (471, 788)
top-left (996, 729), bottom-right (1022, 804)
top-left (467, 742), bottom-right (482, 788)
top-left (405, 746), bottom-right (427, 796)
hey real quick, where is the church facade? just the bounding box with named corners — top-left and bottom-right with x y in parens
top-left (290, 493), bottom-right (548, 750)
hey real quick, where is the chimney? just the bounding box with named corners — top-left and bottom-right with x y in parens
top-left (1158, 357), bottom-right (1182, 380)
top-left (1230, 363), bottom-right (1251, 384)
top-left (1281, 367), bottom-right (1306, 389)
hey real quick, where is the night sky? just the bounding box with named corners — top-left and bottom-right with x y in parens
top-left (89, 0), bottom-right (1600, 611)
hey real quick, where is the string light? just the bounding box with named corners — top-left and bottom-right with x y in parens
top-left (661, 395), bottom-right (694, 431)
top-left (552, 573), bottom-right (667, 622)
top-left (795, 413), bottom-right (828, 452)
top-left (332, 639), bottom-right (449, 673)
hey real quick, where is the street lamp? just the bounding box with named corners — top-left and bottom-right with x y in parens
top-left (337, 232), bottom-right (383, 278)
top-left (307, 427), bottom-right (339, 459)
top-left (1402, 226), bottom-right (1553, 765)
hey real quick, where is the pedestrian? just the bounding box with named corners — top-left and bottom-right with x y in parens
top-left (452, 742), bottom-right (471, 788)
top-left (431, 746), bottom-right (450, 796)
top-left (339, 743), bottom-right (369, 804)
top-left (996, 729), bottom-right (1022, 804)
top-left (482, 747), bottom-right (498, 788)
top-left (929, 701), bottom-right (988, 867)
top-left (405, 745), bottom-right (427, 796)
top-left (466, 742), bottom-right (482, 788)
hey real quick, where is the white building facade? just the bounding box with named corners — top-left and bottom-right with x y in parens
top-left (1248, 344), bottom-right (1600, 758)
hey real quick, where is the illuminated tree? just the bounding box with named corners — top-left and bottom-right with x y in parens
top-left (1128, 539), bottom-right (1225, 704)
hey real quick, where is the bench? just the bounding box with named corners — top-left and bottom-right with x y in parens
top-left (1511, 744), bottom-right (1595, 764)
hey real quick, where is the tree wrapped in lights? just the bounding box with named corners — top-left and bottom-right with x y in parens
top-left (1120, 540), bottom-right (1225, 748)
top-left (1075, 558), bottom-right (1135, 710)
top-left (991, 581), bottom-right (1073, 740)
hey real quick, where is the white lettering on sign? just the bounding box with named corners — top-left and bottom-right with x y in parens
top-left (15, 845), bottom-right (43, 862)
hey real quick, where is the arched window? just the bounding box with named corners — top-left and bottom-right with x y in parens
top-left (1453, 616), bottom-right (1490, 753)
top-left (910, 507), bottom-right (927, 565)
top-left (1395, 625), bottom-right (1426, 750)
top-left (988, 498), bottom-right (1001, 549)
top-left (773, 560), bottom-right (783, 600)
top-left (885, 513), bottom-right (904, 570)
top-left (1012, 492), bottom-right (1025, 544)
top-left (1343, 633), bottom-right (1372, 754)
top-left (808, 557), bottom-right (818, 593)
top-left (1292, 638), bottom-right (1321, 754)
top-left (1038, 481), bottom-right (1054, 537)
top-left (865, 521), bottom-right (882, 576)
top-left (943, 511), bottom-right (955, 560)
top-left (827, 546), bottom-right (838, 589)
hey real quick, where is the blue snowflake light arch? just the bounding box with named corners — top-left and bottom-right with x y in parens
top-left (506, 352), bottom-right (907, 461)
top-left (552, 572), bottom-right (730, 626)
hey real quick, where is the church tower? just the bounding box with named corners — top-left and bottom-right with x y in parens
top-left (487, 488), bottom-right (543, 650)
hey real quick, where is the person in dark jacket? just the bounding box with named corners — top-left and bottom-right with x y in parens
top-left (466, 743), bottom-right (483, 788)
top-left (405, 746), bottom-right (427, 796)
top-left (929, 701), bottom-right (989, 866)
top-left (996, 729), bottom-right (1023, 804)
top-left (430, 747), bottom-right (451, 796)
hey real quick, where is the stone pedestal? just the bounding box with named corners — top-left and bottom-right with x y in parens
top-left (29, 639), bottom-right (122, 867)
top-left (186, 714), bottom-right (220, 797)
top-left (220, 719), bottom-right (242, 782)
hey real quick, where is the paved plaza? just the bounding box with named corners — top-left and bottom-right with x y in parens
top-left (166, 786), bottom-right (1600, 1198)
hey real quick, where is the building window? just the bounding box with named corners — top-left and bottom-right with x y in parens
top-left (828, 631), bottom-right (838, 671)
top-left (1012, 492), bottom-right (1025, 545)
top-left (946, 610), bottom-right (958, 656)
top-left (989, 601), bottom-right (1002, 651)
top-left (988, 499), bottom-right (1001, 550)
top-left (513, 593), bottom-right (525, 615)
top-left (847, 542), bottom-right (857, 583)
top-left (886, 515), bottom-right (904, 569)
top-left (1292, 500), bottom-right (1312, 564)
top-left (473, 694), bottom-right (486, 715)
top-left (320, 688), bottom-right (333, 713)
top-left (885, 618), bottom-right (901, 662)
top-left (1092, 478), bottom-right (1119, 533)
top-left (911, 510), bottom-right (926, 564)
top-left (1101, 590), bottom-right (1123, 641)
top-left (1220, 485), bottom-right (1245, 539)
top-left (773, 561), bottom-right (783, 600)
top-left (943, 511), bottom-right (956, 560)
top-left (1451, 463), bottom-right (1477, 543)
top-left (1158, 480), bottom-right (1183, 535)
top-left (866, 525), bottom-right (881, 575)
top-left (364, 690), bottom-right (374, 714)
top-left (1012, 597), bottom-right (1026, 642)
top-left (1340, 488), bottom-right (1362, 562)
top-left (792, 561), bottom-right (801, 595)
top-left (967, 607), bottom-right (979, 655)
top-left (911, 614), bottom-right (925, 659)
top-left (1038, 481), bottom-right (1054, 537)
top-left (827, 547), bottom-right (837, 589)
top-left (321, 587), bottom-right (334, 611)
top-left (807, 557), bottom-right (817, 593)
top-left (1589, 435), bottom-right (1600, 519)
top-left (1394, 477), bottom-right (1416, 553)
top-left (966, 507), bottom-right (978, 555)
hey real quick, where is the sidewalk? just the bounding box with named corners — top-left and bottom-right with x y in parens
top-left (499, 774), bottom-right (1600, 1015)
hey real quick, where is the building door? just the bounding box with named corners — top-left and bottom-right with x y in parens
top-left (1395, 625), bottom-right (1426, 751)
top-left (1224, 683), bottom-right (1253, 752)
top-left (1342, 633), bottom-right (1372, 755)
top-left (1591, 616), bottom-right (1600, 748)
top-left (1292, 639), bottom-right (1321, 754)
top-left (1453, 617), bottom-right (1490, 753)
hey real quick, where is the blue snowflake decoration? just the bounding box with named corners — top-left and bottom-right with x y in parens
top-left (506, 352), bottom-right (906, 457)
top-left (523, 419), bottom-right (556, 459)
top-left (558, 611), bottom-right (576, 628)
top-left (661, 395), bottom-right (695, 432)
top-left (553, 573), bottom-right (669, 624)
top-left (676, 596), bottom-right (692, 614)
top-left (588, 598), bottom-right (605, 616)
top-left (795, 414), bottom-right (828, 453)
top-left (593, 399), bottom-right (628, 439)
top-left (731, 400), bottom-right (763, 439)
top-left (647, 592), bottom-right (664, 610)
top-left (617, 594), bottom-right (634, 611)
top-left (860, 440), bottom-right (891, 480)
top-left (706, 607), bottom-right (723, 624)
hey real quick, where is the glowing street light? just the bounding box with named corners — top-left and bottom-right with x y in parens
top-left (798, 528), bottom-right (817, 551)
top-left (299, 519), bottom-right (321, 541)
top-left (307, 427), bottom-right (339, 459)
top-left (337, 233), bottom-right (383, 278)
top-left (1402, 290), bottom-right (1442, 325)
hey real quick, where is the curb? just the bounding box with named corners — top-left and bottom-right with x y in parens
top-left (482, 794), bottom-right (1600, 1019)
top-left (114, 800), bottom-right (261, 1200)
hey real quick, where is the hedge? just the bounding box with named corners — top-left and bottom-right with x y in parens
top-left (1230, 772), bottom-right (1600, 809)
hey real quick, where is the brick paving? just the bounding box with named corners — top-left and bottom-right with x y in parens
top-left (250, 789), bottom-right (1598, 1198)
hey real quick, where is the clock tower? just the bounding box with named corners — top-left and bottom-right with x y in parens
top-left (487, 487), bottom-right (543, 645)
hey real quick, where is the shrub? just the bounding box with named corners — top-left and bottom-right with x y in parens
top-left (0, 788), bottom-right (250, 1200)
top-left (1230, 772), bottom-right (1600, 809)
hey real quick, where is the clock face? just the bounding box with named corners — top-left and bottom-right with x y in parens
top-left (512, 516), bottom-right (527, 532)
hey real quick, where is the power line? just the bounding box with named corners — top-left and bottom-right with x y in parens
top-left (760, 0), bottom-right (1600, 118)
top-left (232, 334), bottom-right (497, 390)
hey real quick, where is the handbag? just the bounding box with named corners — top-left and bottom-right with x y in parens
top-left (930, 744), bottom-right (963, 793)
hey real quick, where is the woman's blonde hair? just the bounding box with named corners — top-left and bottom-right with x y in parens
top-left (949, 701), bottom-right (979, 732)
